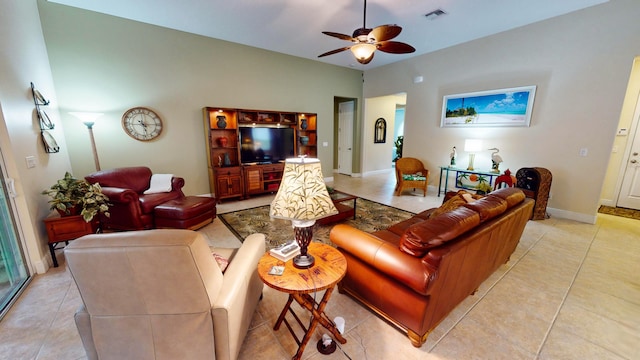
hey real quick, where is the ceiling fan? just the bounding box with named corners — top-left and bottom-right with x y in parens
top-left (318, 0), bottom-right (416, 64)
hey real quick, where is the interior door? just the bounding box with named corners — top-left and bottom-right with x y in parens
top-left (618, 106), bottom-right (640, 209)
top-left (338, 101), bottom-right (354, 175)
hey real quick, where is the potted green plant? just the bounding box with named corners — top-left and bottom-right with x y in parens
top-left (476, 181), bottom-right (493, 195)
top-left (42, 172), bottom-right (111, 222)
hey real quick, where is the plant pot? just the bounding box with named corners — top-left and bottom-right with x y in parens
top-left (57, 206), bottom-right (80, 217)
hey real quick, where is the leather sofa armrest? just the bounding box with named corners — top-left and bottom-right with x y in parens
top-left (330, 224), bottom-right (437, 296)
top-left (99, 187), bottom-right (140, 203)
top-left (74, 304), bottom-right (98, 360)
top-left (211, 233), bottom-right (265, 360)
top-left (214, 233), bottom-right (265, 308)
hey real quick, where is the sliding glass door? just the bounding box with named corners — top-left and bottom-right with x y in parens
top-left (0, 149), bottom-right (29, 318)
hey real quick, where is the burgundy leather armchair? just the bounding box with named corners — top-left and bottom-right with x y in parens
top-left (85, 167), bottom-right (185, 231)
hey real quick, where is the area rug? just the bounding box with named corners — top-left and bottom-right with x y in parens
top-left (218, 198), bottom-right (415, 249)
top-left (598, 205), bottom-right (640, 220)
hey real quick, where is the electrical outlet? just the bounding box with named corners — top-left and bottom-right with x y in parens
top-left (579, 148), bottom-right (588, 157)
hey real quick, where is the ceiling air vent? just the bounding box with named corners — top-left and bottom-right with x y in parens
top-left (424, 9), bottom-right (447, 21)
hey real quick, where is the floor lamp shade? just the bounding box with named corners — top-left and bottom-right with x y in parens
top-left (270, 158), bottom-right (337, 268)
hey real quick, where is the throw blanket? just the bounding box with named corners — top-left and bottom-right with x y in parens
top-left (144, 174), bottom-right (174, 194)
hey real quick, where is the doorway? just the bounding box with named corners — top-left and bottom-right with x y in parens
top-left (0, 149), bottom-right (30, 319)
top-left (337, 100), bottom-right (354, 175)
top-left (617, 92), bottom-right (640, 210)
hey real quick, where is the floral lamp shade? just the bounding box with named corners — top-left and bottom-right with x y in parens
top-left (270, 157), bottom-right (337, 269)
top-left (270, 158), bottom-right (337, 222)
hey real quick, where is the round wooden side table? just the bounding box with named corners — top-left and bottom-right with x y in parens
top-left (258, 242), bottom-right (347, 360)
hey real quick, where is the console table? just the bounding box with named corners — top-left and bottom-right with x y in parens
top-left (257, 243), bottom-right (347, 359)
top-left (438, 166), bottom-right (499, 196)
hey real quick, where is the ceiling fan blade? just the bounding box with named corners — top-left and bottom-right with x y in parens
top-left (322, 31), bottom-right (354, 41)
top-left (376, 41), bottom-right (416, 54)
top-left (368, 25), bottom-right (402, 42)
top-left (318, 46), bottom-right (352, 58)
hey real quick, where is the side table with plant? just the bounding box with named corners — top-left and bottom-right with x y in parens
top-left (42, 171), bottom-right (111, 222)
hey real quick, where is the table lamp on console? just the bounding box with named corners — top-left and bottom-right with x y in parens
top-left (270, 157), bottom-right (337, 269)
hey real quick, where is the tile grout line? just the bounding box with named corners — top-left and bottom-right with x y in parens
top-left (427, 222), bottom-right (548, 353)
top-left (34, 274), bottom-right (74, 360)
top-left (533, 224), bottom-right (601, 359)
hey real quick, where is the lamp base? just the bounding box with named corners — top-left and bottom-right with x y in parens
top-left (293, 254), bottom-right (315, 269)
top-left (467, 153), bottom-right (476, 171)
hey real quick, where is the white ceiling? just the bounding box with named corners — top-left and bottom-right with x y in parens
top-left (48, 0), bottom-right (608, 69)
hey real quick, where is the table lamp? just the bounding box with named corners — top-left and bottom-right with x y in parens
top-left (270, 157), bottom-right (337, 269)
top-left (464, 139), bottom-right (482, 171)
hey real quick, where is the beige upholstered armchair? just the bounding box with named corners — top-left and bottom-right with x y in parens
top-left (65, 229), bottom-right (265, 360)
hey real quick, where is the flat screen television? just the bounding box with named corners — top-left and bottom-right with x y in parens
top-left (239, 127), bottom-right (295, 164)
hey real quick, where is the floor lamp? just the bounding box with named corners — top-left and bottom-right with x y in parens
top-left (270, 157), bottom-right (337, 269)
top-left (70, 112), bottom-right (103, 171)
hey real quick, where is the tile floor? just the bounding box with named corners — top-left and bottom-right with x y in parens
top-left (0, 171), bottom-right (638, 359)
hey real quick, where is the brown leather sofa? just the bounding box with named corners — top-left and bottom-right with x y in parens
top-left (66, 229), bottom-right (265, 360)
top-left (86, 166), bottom-right (216, 231)
top-left (330, 187), bottom-right (534, 347)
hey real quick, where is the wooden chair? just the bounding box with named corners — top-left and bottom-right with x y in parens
top-left (395, 157), bottom-right (429, 196)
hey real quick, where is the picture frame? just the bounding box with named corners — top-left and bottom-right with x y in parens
top-left (441, 85), bottom-right (536, 127)
top-left (374, 118), bottom-right (386, 143)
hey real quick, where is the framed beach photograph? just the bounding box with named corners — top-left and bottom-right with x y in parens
top-left (441, 86), bottom-right (536, 127)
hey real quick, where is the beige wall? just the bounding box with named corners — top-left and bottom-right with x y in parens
top-left (362, 94), bottom-right (406, 174)
top-left (0, 0), bottom-right (73, 273)
top-left (362, 0), bottom-right (640, 222)
top-left (37, 1), bottom-right (363, 195)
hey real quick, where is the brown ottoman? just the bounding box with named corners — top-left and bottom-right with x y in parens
top-left (154, 196), bottom-right (217, 230)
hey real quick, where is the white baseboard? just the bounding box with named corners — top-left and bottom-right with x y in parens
top-left (362, 169), bottom-right (393, 177)
top-left (546, 207), bottom-right (597, 224)
top-left (599, 198), bottom-right (615, 207)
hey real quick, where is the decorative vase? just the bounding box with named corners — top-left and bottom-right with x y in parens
top-left (216, 115), bottom-right (227, 129)
top-left (217, 136), bottom-right (228, 147)
top-left (299, 136), bottom-right (309, 145)
top-left (223, 152), bottom-right (231, 166)
top-left (300, 118), bottom-right (308, 130)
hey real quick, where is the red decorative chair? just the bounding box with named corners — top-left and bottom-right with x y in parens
top-left (494, 169), bottom-right (516, 190)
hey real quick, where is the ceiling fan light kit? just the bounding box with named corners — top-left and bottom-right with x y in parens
top-left (351, 43), bottom-right (376, 64)
top-left (319, 0), bottom-right (415, 65)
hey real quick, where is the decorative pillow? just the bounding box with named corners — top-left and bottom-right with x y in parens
top-left (403, 174), bottom-right (426, 181)
top-left (399, 207), bottom-right (480, 257)
top-left (212, 252), bottom-right (229, 273)
top-left (428, 190), bottom-right (483, 219)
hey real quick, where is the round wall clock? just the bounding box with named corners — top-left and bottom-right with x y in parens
top-left (121, 107), bottom-right (163, 141)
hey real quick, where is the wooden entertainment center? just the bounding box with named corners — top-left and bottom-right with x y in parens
top-left (203, 107), bottom-right (317, 202)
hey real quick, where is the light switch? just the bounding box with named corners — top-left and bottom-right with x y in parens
top-left (322, 142), bottom-right (329, 147)
top-left (25, 156), bottom-right (36, 168)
